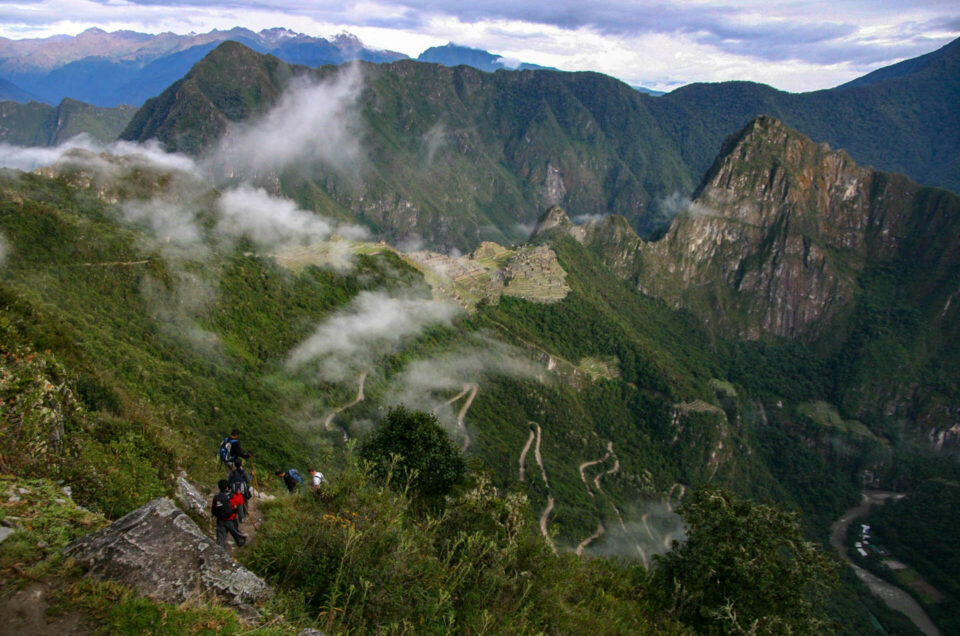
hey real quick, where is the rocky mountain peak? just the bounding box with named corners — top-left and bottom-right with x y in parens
top-left (531, 205), bottom-right (573, 238)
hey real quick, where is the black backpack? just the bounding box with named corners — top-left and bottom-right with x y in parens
top-left (212, 492), bottom-right (234, 521)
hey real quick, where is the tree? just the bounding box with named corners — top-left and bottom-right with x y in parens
top-left (358, 405), bottom-right (465, 500)
top-left (654, 487), bottom-right (837, 635)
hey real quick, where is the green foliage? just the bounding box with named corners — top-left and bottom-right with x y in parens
top-left (865, 479), bottom-right (960, 634)
top-left (246, 456), bottom-right (685, 635)
top-left (358, 406), bottom-right (466, 501)
top-left (0, 475), bottom-right (106, 581)
top-left (654, 487), bottom-right (838, 635)
top-left (0, 317), bottom-right (169, 517)
top-left (53, 579), bottom-right (271, 635)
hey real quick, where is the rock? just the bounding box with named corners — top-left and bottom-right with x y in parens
top-left (63, 497), bottom-right (271, 609)
top-left (17, 487), bottom-right (30, 495)
top-left (176, 471), bottom-right (209, 518)
top-left (0, 527), bottom-right (14, 544)
top-left (61, 486), bottom-right (72, 498)
top-left (8, 494), bottom-right (20, 503)
top-left (35, 540), bottom-right (48, 549)
top-left (298, 630), bottom-right (327, 636)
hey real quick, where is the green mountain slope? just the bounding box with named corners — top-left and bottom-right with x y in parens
top-left (0, 97), bottom-right (136, 145)
top-left (118, 39), bottom-right (960, 253)
top-left (2, 121), bottom-right (954, 632)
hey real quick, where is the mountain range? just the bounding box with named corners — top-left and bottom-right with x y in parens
top-left (0, 29), bottom-right (958, 635)
top-left (113, 37), bottom-right (960, 250)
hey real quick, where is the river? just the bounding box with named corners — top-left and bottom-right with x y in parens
top-left (829, 491), bottom-right (942, 636)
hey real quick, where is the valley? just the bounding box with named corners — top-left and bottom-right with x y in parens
top-left (0, 27), bottom-right (957, 636)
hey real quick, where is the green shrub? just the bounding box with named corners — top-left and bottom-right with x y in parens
top-left (358, 406), bottom-right (466, 501)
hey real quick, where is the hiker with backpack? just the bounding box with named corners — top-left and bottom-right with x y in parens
top-left (228, 458), bottom-right (253, 522)
top-left (219, 429), bottom-right (251, 472)
top-left (308, 467), bottom-right (326, 491)
top-left (212, 479), bottom-right (247, 548)
top-left (275, 469), bottom-right (302, 493)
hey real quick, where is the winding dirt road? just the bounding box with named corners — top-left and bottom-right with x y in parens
top-left (456, 383), bottom-right (478, 452)
top-left (830, 492), bottom-right (941, 636)
top-left (518, 428), bottom-right (536, 482)
top-left (526, 422), bottom-right (557, 554)
top-left (323, 370), bottom-right (368, 431)
top-left (576, 522), bottom-right (606, 556)
top-left (578, 442), bottom-right (613, 498)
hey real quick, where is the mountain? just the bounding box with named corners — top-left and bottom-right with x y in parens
top-left (838, 37), bottom-right (960, 89)
top-left (554, 115), bottom-right (960, 441)
top-left (0, 97), bottom-right (136, 145)
top-left (120, 39), bottom-right (960, 252)
top-left (0, 77), bottom-right (36, 102)
top-left (0, 27), bottom-right (407, 106)
top-left (3, 98), bottom-right (957, 634)
top-left (417, 43), bottom-right (553, 72)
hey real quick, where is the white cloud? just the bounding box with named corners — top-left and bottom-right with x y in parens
top-left (286, 290), bottom-right (461, 381)
top-left (215, 184), bottom-right (368, 247)
top-left (0, 134), bottom-right (197, 173)
top-left (209, 66), bottom-right (365, 176)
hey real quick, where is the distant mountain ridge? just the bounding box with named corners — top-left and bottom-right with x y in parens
top-left (0, 27), bottom-right (407, 106)
top-left (417, 43), bottom-right (554, 72)
top-left (120, 38), bottom-right (960, 250)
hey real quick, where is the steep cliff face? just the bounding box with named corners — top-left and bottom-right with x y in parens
top-left (639, 116), bottom-right (960, 341)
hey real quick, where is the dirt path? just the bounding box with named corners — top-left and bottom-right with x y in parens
top-left (592, 455), bottom-right (620, 495)
top-left (611, 503), bottom-right (648, 568)
top-left (539, 495), bottom-right (556, 554)
top-left (578, 442), bottom-right (613, 498)
top-left (456, 383), bottom-right (478, 452)
top-left (575, 522), bottom-right (606, 556)
top-left (665, 483), bottom-right (686, 513)
top-left (79, 260), bottom-right (150, 267)
top-left (830, 492), bottom-right (941, 636)
top-left (518, 428), bottom-right (536, 482)
top-left (323, 370), bottom-right (368, 431)
top-left (0, 583), bottom-right (91, 635)
top-left (526, 421), bottom-right (556, 554)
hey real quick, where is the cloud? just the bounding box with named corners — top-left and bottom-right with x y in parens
top-left (384, 337), bottom-right (545, 437)
top-left (120, 197), bottom-right (209, 262)
top-left (215, 184), bottom-right (368, 247)
top-left (0, 134), bottom-right (197, 174)
top-left (286, 290), bottom-right (461, 381)
top-left (588, 500), bottom-right (685, 563)
top-left (209, 65), bottom-right (365, 177)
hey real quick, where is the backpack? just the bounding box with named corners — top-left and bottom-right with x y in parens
top-left (218, 437), bottom-right (234, 465)
top-left (287, 468), bottom-right (303, 484)
top-left (229, 470), bottom-right (251, 500)
top-left (212, 492), bottom-right (234, 521)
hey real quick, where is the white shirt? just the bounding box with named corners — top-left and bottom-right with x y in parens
top-left (311, 471), bottom-right (325, 487)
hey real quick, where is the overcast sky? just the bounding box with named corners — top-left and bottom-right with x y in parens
top-left (1, 1), bottom-right (957, 92)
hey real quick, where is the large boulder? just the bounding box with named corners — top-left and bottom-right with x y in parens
top-left (62, 497), bottom-right (271, 610)
top-left (175, 471), bottom-right (208, 518)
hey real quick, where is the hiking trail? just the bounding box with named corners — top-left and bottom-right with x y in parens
top-left (518, 428), bottom-right (536, 482)
top-left (576, 522), bottom-right (606, 556)
top-left (526, 421), bottom-right (556, 554)
top-left (323, 370), bottom-right (368, 432)
top-left (575, 441), bottom-right (623, 554)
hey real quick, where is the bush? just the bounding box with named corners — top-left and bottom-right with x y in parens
top-left (358, 406), bottom-right (466, 501)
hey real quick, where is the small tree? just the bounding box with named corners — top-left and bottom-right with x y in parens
top-left (654, 487), bottom-right (837, 635)
top-left (359, 405), bottom-right (465, 500)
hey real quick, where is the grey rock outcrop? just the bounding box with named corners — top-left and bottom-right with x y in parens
top-left (176, 471), bottom-right (208, 518)
top-left (63, 497), bottom-right (270, 610)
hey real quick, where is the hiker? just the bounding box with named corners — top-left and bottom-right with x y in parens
top-left (228, 458), bottom-right (252, 522)
top-left (219, 429), bottom-right (251, 471)
top-left (212, 479), bottom-right (247, 548)
top-left (308, 467), bottom-right (326, 491)
top-left (275, 468), bottom-right (302, 493)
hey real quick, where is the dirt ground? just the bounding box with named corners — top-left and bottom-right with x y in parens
top-left (0, 582), bottom-right (91, 636)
